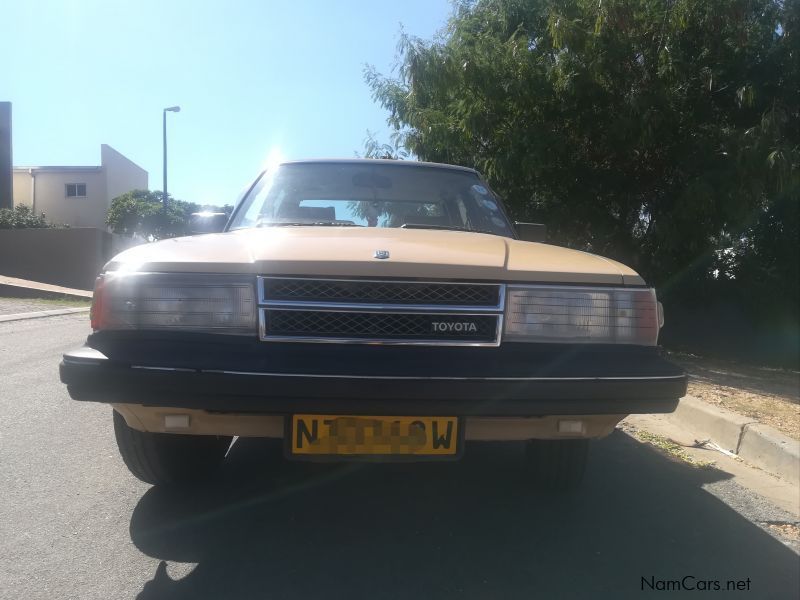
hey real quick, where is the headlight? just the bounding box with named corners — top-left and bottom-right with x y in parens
top-left (91, 272), bottom-right (257, 335)
top-left (504, 285), bottom-right (660, 345)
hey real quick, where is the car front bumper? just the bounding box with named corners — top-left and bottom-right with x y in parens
top-left (60, 337), bottom-right (687, 416)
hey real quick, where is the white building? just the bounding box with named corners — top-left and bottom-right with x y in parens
top-left (12, 144), bottom-right (148, 229)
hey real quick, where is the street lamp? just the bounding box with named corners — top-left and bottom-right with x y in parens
top-left (162, 106), bottom-right (180, 214)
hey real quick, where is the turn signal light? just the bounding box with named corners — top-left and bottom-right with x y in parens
top-left (90, 275), bottom-right (108, 330)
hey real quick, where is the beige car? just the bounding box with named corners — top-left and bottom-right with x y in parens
top-left (60, 159), bottom-right (686, 489)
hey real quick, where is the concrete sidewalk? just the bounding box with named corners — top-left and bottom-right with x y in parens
top-left (0, 275), bottom-right (93, 299)
top-left (624, 411), bottom-right (799, 522)
top-left (668, 396), bottom-right (800, 485)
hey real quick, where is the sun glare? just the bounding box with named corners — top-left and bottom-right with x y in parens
top-left (263, 147), bottom-right (285, 171)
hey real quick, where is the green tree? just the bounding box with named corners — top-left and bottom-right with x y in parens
top-left (366, 0), bottom-right (799, 363)
top-left (107, 190), bottom-right (200, 240)
top-left (358, 129), bottom-right (409, 160)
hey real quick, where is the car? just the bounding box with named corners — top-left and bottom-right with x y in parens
top-left (59, 159), bottom-right (687, 490)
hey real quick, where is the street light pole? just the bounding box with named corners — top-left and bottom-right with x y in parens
top-left (162, 106), bottom-right (180, 215)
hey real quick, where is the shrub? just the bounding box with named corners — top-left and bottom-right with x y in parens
top-left (0, 205), bottom-right (52, 229)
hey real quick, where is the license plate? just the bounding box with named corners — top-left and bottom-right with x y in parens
top-left (289, 414), bottom-right (460, 458)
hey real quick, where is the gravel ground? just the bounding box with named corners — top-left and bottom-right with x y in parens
top-left (668, 351), bottom-right (800, 439)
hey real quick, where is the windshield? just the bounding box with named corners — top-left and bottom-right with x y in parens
top-left (229, 162), bottom-right (514, 237)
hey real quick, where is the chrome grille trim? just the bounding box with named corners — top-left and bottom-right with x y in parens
top-left (257, 277), bottom-right (505, 346)
top-left (259, 299), bottom-right (503, 313)
top-left (259, 277), bottom-right (504, 310)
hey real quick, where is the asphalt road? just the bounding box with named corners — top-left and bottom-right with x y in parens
top-left (1, 314), bottom-right (798, 599)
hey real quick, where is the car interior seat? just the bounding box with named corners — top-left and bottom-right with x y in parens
top-left (279, 205), bottom-right (336, 222)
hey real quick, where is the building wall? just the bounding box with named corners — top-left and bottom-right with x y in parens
top-left (102, 144), bottom-right (148, 206)
top-left (18, 169), bottom-right (108, 228)
top-left (0, 228), bottom-right (142, 289)
top-left (11, 145), bottom-right (148, 229)
top-left (0, 103), bottom-right (12, 210)
top-left (11, 171), bottom-right (32, 208)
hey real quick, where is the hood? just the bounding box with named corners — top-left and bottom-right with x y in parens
top-left (107, 227), bottom-right (644, 285)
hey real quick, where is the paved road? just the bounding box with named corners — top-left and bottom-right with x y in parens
top-left (1, 315), bottom-right (798, 600)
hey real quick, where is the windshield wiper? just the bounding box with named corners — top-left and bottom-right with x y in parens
top-left (400, 223), bottom-right (503, 236)
top-left (257, 221), bottom-right (363, 228)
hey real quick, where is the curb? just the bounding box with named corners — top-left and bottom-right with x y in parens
top-left (668, 396), bottom-right (799, 485)
top-left (0, 275), bottom-right (93, 300)
top-left (670, 396), bottom-right (755, 453)
top-left (739, 423), bottom-right (800, 486)
top-left (0, 307), bottom-right (90, 323)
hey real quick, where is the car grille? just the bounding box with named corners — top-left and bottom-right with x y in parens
top-left (265, 310), bottom-right (499, 342)
top-left (258, 277), bottom-right (504, 346)
top-left (262, 277), bottom-right (501, 307)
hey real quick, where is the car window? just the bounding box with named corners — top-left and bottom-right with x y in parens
top-left (229, 162), bottom-right (514, 236)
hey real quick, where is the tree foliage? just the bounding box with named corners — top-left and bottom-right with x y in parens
top-left (367, 0), bottom-right (799, 364)
top-left (106, 190), bottom-right (200, 240)
top-left (359, 129), bottom-right (409, 160)
top-left (0, 205), bottom-right (53, 229)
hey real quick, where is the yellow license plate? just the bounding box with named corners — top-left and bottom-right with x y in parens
top-left (290, 414), bottom-right (460, 457)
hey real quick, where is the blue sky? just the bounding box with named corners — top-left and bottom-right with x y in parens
top-left (1, 0), bottom-right (452, 206)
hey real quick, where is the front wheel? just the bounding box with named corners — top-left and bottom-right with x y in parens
top-left (525, 439), bottom-right (589, 491)
top-left (112, 410), bottom-right (232, 486)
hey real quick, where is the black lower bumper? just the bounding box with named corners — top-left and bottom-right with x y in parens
top-left (60, 341), bottom-right (687, 417)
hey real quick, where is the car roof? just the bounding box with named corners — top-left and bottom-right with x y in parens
top-left (279, 158), bottom-right (479, 175)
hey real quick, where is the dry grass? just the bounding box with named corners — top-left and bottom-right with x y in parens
top-left (668, 351), bottom-right (800, 440)
top-left (0, 295), bottom-right (91, 308)
top-left (22, 296), bottom-right (92, 308)
top-left (766, 523), bottom-right (800, 540)
top-left (623, 423), bottom-right (716, 468)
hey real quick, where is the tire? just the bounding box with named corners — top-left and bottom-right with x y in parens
top-left (112, 410), bottom-right (232, 486)
top-left (525, 438), bottom-right (589, 491)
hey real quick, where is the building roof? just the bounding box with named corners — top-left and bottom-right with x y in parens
top-left (13, 166), bottom-right (102, 172)
top-left (14, 144), bottom-right (145, 173)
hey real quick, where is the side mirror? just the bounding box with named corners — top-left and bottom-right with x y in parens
top-left (514, 222), bottom-right (547, 243)
top-left (189, 212), bottom-right (228, 234)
